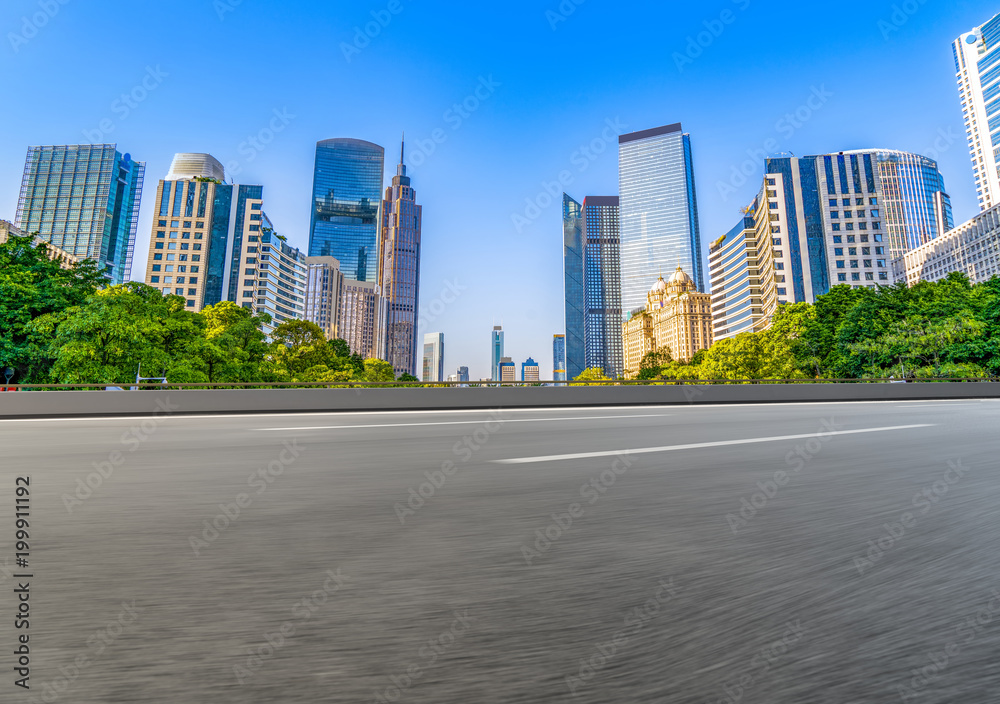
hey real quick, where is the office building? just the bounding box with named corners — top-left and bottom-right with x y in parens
top-left (583, 196), bottom-right (623, 378)
top-left (15, 144), bottom-right (144, 284)
top-left (0, 220), bottom-right (78, 267)
top-left (761, 151), bottom-right (950, 301)
top-left (380, 139), bottom-right (422, 377)
top-left (954, 14), bottom-right (1000, 210)
top-left (709, 191), bottom-right (780, 341)
top-left (422, 332), bottom-right (444, 383)
top-left (522, 358), bottom-right (540, 383)
top-left (304, 256), bottom-right (343, 340)
top-left (308, 138), bottom-right (384, 282)
top-left (457, 366), bottom-right (470, 383)
top-left (498, 357), bottom-right (515, 383)
top-left (894, 203), bottom-right (1000, 285)
top-left (622, 267), bottom-right (713, 377)
top-left (552, 334), bottom-right (567, 382)
top-left (235, 216), bottom-right (308, 337)
top-left (491, 325), bottom-right (504, 381)
top-left (562, 194), bottom-right (586, 379)
top-left (618, 123), bottom-right (704, 313)
top-left (143, 154), bottom-right (263, 311)
top-left (339, 279), bottom-right (382, 359)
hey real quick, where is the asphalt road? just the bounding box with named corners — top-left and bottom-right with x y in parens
top-left (2, 400), bottom-right (1000, 703)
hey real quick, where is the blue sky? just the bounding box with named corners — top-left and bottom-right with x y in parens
top-left (1, 0), bottom-right (996, 379)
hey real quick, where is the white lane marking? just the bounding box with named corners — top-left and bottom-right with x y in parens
top-left (492, 424), bottom-right (937, 465)
top-left (257, 414), bottom-right (674, 431)
top-left (0, 398), bottom-right (989, 423)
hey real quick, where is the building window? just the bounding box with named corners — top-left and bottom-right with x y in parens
top-left (842, 199), bottom-right (851, 206)
top-left (167, 243), bottom-right (176, 250)
top-left (863, 259), bottom-right (872, 268)
top-left (155, 242), bottom-right (164, 250)
top-left (852, 273), bottom-right (861, 281)
top-left (829, 199), bottom-right (838, 207)
top-left (858, 222), bottom-right (868, 230)
top-left (877, 259), bottom-right (886, 267)
top-left (832, 224), bottom-right (841, 231)
top-left (777, 287), bottom-right (787, 295)
top-left (836, 260), bottom-right (846, 269)
top-left (151, 276), bottom-right (160, 283)
top-left (188, 288), bottom-right (197, 296)
top-left (833, 235), bottom-right (842, 244)
top-left (865, 272), bottom-right (875, 280)
top-left (838, 273), bottom-right (847, 282)
top-left (879, 272), bottom-right (889, 280)
top-left (156, 231), bottom-right (165, 238)
top-left (153, 254), bottom-right (162, 260)
top-left (152, 265), bottom-right (161, 272)
top-left (186, 300), bottom-right (195, 308)
top-left (835, 248), bottom-right (844, 256)
top-left (874, 233), bottom-right (883, 242)
top-left (830, 211), bottom-right (839, 219)
top-left (850, 260), bottom-right (859, 268)
top-left (189, 277), bottom-right (198, 284)
top-left (164, 277), bottom-right (173, 284)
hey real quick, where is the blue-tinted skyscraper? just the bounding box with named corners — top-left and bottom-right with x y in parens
top-left (954, 13), bottom-right (1000, 210)
top-left (553, 334), bottom-right (566, 382)
top-left (583, 196), bottom-right (623, 379)
top-left (618, 123), bottom-right (703, 312)
top-left (309, 139), bottom-right (384, 282)
top-left (15, 144), bottom-right (145, 284)
top-left (562, 194), bottom-right (586, 379)
top-left (491, 326), bottom-right (504, 381)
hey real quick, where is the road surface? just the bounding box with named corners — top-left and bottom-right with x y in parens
top-left (2, 399), bottom-right (999, 702)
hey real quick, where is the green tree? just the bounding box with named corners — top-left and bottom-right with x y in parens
top-left (31, 283), bottom-right (205, 385)
top-left (572, 367), bottom-right (612, 385)
top-left (637, 348), bottom-right (673, 380)
top-left (0, 235), bottom-right (107, 382)
top-left (362, 358), bottom-right (395, 383)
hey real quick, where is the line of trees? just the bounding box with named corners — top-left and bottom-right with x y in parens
top-left (0, 235), bottom-right (419, 385)
top-left (580, 274), bottom-right (1000, 382)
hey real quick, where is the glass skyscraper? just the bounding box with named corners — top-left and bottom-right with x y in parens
top-left (552, 334), bottom-right (566, 383)
top-left (582, 196), bottom-right (623, 379)
top-left (422, 332), bottom-right (444, 382)
top-left (380, 140), bottom-right (422, 377)
top-left (562, 194), bottom-right (586, 380)
top-left (16, 144), bottom-right (145, 284)
top-left (491, 326), bottom-right (504, 382)
top-left (618, 123), bottom-right (703, 314)
top-left (309, 139), bottom-right (385, 282)
top-left (954, 13), bottom-right (1000, 211)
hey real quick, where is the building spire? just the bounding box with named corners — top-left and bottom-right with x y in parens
top-left (400, 132), bottom-right (405, 166)
top-left (396, 131), bottom-right (408, 180)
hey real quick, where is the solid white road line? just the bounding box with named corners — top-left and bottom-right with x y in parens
top-left (492, 424), bottom-right (936, 465)
top-left (257, 413), bottom-right (674, 431)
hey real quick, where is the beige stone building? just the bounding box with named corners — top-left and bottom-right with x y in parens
top-left (622, 267), bottom-right (713, 377)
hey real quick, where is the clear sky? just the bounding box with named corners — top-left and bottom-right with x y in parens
top-left (1, 0), bottom-right (996, 379)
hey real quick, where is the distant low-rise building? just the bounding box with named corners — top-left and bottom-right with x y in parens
top-left (894, 204), bottom-right (1000, 285)
top-left (0, 220), bottom-right (78, 268)
top-left (499, 357), bottom-right (515, 382)
top-left (522, 358), bottom-right (540, 382)
top-left (622, 267), bottom-right (713, 377)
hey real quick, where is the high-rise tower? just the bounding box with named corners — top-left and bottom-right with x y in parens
top-left (15, 144), bottom-right (144, 284)
top-left (380, 137), bottom-right (423, 377)
top-left (308, 139), bottom-right (384, 282)
top-left (954, 14), bottom-right (1000, 210)
top-left (618, 123), bottom-right (703, 312)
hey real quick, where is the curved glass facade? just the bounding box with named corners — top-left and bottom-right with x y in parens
top-left (308, 139), bottom-right (384, 282)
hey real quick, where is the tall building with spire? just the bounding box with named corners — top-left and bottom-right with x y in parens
top-left (380, 137), bottom-right (423, 377)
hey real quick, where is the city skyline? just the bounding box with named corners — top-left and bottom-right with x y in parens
top-left (1, 1), bottom-right (996, 379)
